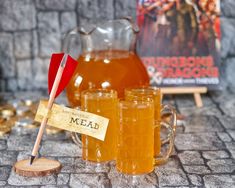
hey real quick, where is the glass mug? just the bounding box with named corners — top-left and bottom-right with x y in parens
top-left (79, 89), bottom-right (118, 162)
top-left (117, 100), bottom-right (176, 175)
top-left (124, 86), bottom-right (176, 162)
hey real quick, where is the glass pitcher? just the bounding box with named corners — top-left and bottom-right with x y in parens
top-left (63, 18), bottom-right (150, 107)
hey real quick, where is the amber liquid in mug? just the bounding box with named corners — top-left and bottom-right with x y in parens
top-left (125, 88), bottom-right (162, 156)
top-left (81, 92), bottom-right (118, 162)
top-left (66, 50), bottom-right (150, 107)
top-left (117, 102), bottom-right (155, 174)
top-left (153, 93), bottom-right (161, 156)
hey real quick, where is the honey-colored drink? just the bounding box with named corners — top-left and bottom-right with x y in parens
top-left (117, 101), bottom-right (155, 174)
top-left (81, 89), bottom-right (118, 162)
top-left (66, 50), bottom-right (149, 107)
top-left (125, 87), bottom-right (162, 156)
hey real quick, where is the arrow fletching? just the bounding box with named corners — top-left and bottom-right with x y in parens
top-left (48, 53), bottom-right (78, 98)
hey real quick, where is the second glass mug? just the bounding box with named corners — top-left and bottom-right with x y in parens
top-left (125, 86), bottom-right (177, 164)
top-left (117, 99), bottom-right (175, 175)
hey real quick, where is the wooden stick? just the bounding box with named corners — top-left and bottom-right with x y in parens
top-left (194, 93), bottom-right (203, 108)
top-left (161, 87), bottom-right (207, 108)
top-left (161, 87), bottom-right (207, 94)
top-left (30, 55), bottom-right (67, 164)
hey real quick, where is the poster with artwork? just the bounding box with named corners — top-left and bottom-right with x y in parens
top-left (136, 0), bottom-right (221, 88)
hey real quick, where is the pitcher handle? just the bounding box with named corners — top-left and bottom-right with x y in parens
top-left (62, 27), bottom-right (80, 54)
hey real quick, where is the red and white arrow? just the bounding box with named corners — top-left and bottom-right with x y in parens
top-left (30, 53), bottom-right (77, 165)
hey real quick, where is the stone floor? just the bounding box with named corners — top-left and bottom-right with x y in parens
top-left (0, 90), bottom-right (235, 188)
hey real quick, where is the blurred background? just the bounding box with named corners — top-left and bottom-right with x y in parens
top-left (0, 0), bottom-right (234, 92)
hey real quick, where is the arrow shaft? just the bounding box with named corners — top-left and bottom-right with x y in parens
top-left (31, 65), bottom-right (65, 158)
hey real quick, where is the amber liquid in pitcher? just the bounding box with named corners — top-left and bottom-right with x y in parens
top-left (66, 50), bottom-right (150, 107)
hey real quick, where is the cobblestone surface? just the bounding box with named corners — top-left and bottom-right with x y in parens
top-left (0, 91), bottom-right (235, 187)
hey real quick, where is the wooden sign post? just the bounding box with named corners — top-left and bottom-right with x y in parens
top-left (14, 53), bottom-right (78, 177)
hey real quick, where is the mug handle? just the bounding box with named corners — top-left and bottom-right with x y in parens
top-left (161, 104), bottom-right (177, 145)
top-left (71, 107), bottom-right (82, 146)
top-left (154, 104), bottom-right (177, 165)
top-left (71, 132), bottom-right (82, 146)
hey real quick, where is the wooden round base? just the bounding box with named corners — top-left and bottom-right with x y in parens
top-left (14, 158), bottom-right (61, 177)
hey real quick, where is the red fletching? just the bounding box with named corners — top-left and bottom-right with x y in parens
top-left (48, 53), bottom-right (78, 98)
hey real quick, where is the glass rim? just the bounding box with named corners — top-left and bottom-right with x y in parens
top-left (124, 87), bottom-right (161, 102)
top-left (125, 86), bottom-right (161, 95)
top-left (81, 88), bottom-right (118, 98)
top-left (78, 18), bottom-right (139, 35)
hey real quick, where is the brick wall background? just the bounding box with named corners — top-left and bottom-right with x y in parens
top-left (0, 0), bottom-right (234, 92)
